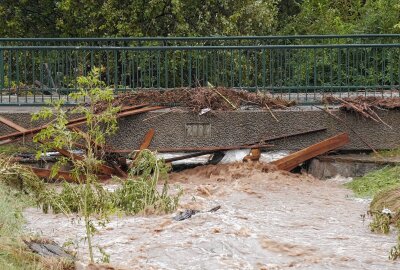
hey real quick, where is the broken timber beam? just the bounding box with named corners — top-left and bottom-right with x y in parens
top-left (0, 115), bottom-right (117, 177)
top-left (0, 105), bottom-right (163, 145)
top-left (66, 106), bottom-right (164, 129)
top-left (0, 116), bottom-right (28, 132)
top-left (29, 167), bottom-right (110, 182)
top-left (130, 128), bottom-right (155, 168)
top-left (271, 132), bottom-right (350, 171)
top-left (68, 104), bottom-right (149, 126)
top-left (54, 147), bottom-right (116, 176)
top-left (139, 128), bottom-right (155, 151)
top-left (0, 116), bottom-right (28, 145)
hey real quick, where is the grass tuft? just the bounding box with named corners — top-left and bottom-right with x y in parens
top-left (345, 166), bottom-right (400, 197)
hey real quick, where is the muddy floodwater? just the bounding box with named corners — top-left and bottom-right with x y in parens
top-left (24, 163), bottom-right (399, 269)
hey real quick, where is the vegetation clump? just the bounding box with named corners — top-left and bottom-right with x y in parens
top-left (0, 166), bottom-right (73, 270)
top-left (346, 165), bottom-right (400, 260)
top-left (28, 68), bottom-right (181, 263)
top-left (113, 150), bottom-right (182, 215)
top-left (0, 154), bottom-right (46, 197)
top-left (345, 166), bottom-right (400, 197)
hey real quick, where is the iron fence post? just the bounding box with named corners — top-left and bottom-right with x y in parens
top-left (0, 49), bottom-right (3, 91)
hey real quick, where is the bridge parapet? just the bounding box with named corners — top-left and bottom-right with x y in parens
top-left (1, 35), bottom-right (400, 105)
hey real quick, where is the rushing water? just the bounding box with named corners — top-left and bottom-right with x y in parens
top-left (24, 165), bottom-right (399, 269)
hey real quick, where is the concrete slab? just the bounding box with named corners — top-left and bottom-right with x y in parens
top-left (309, 154), bottom-right (400, 179)
top-left (0, 107), bottom-right (399, 151)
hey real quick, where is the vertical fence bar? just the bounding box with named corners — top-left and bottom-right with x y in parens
top-left (114, 50), bottom-right (118, 92)
top-left (262, 49), bottom-right (266, 91)
top-left (254, 49), bottom-right (258, 90)
top-left (0, 49), bottom-right (3, 103)
top-left (1, 41), bottom-right (400, 105)
top-left (164, 50), bottom-right (168, 88)
top-left (188, 50), bottom-right (192, 87)
top-left (157, 50), bottom-right (160, 89)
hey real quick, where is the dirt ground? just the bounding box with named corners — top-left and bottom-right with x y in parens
top-left (23, 163), bottom-right (399, 269)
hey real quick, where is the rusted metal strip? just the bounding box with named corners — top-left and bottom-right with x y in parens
top-left (109, 144), bottom-right (273, 154)
top-left (261, 127), bottom-right (327, 143)
top-left (155, 144), bottom-right (273, 153)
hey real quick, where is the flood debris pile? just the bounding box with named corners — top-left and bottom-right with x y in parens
top-left (324, 95), bottom-right (400, 128)
top-left (0, 104), bottom-right (163, 182)
top-left (325, 96), bottom-right (400, 110)
top-left (0, 111), bottom-right (351, 182)
top-left (95, 87), bottom-right (296, 112)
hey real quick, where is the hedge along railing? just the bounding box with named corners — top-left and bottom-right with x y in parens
top-left (1, 34), bottom-right (400, 47)
top-left (1, 44), bottom-right (400, 104)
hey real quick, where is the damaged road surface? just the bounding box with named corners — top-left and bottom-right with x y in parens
top-left (23, 163), bottom-right (398, 269)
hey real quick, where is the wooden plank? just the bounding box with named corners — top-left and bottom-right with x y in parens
top-left (67, 104), bottom-right (149, 126)
top-left (271, 133), bottom-right (350, 171)
top-left (65, 106), bottom-right (163, 129)
top-left (115, 106), bottom-right (164, 119)
top-left (0, 116), bottom-right (28, 145)
top-left (0, 105), bottom-right (163, 145)
top-left (139, 128), bottom-right (155, 151)
top-left (54, 147), bottom-right (116, 176)
top-left (130, 128), bottom-right (155, 167)
top-left (30, 167), bottom-right (78, 182)
top-left (0, 116), bottom-right (28, 132)
top-left (29, 167), bottom-right (110, 182)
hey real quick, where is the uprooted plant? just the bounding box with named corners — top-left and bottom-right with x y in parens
top-left (0, 155), bottom-right (75, 270)
top-left (113, 150), bottom-right (182, 215)
top-left (0, 154), bottom-right (45, 195)
top-left (32, 67), bottom-right (120, 263)
top-left (31, 68), bottom-right (181, 263)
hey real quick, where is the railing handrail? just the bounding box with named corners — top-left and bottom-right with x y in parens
top-left (1, 38), bottom-right (400, 105)
top-left (0, 34), bottom-right (400, 42)
top-left (1, 43), bottom-right (400, 50)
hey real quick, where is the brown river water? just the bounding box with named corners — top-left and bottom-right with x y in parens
top-left (23, 163), bottom-right (399, 269)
